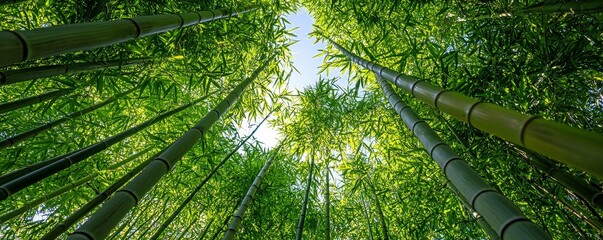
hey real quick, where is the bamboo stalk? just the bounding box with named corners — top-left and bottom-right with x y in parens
top-left (67, 61), bottom-right (269, 240)
top-left (448, 182), bottom-right (499, 240)
top-left (0, 86), bottom-right (136, 150)
top-left (0, 8), bottom-right (254, 67)
top-left (360, 192), bottom-right (375, 240)
top-left (325, 163), bottom-right (331, 240)
top-left (0, 0), bottom-right (25, 5)
top-left (519, 0), bottom-right (603, 14)
top-left (296, 154), bottom-right (315, 240)
top-left (0, 89), bottom-right (72, 114)
top-left (0, 58), bottom-right (151, 86)
top-left (331, 41), bottom-right (603, 179)
top-left (0, 93), bottom-right (212, 201)
top-left (376, 75), bottom-right (550, 239)
top-left (223, 147), bottom-right (280, 240)
top-left (364, 180), bottom-right (389, 240)
top-left (150, 113), bottom-right (270, 240)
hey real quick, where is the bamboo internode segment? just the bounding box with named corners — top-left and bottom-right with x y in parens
top-left (0, 95), bottom-right (210, 201)
top-left (331, 41), bottom-right (603, 179)
top-left (377, 76), bottom-right (550, 239)
top-left (0, 58), bottom-right (151, 86)
top-left (0, 89), bottom-right (71, 113)
top-left (224, 148), bottom-right (279, 240)
top-left (68, 61), bottom-right (268, 240)
top-left (0, 8), bottom-right (253, 67)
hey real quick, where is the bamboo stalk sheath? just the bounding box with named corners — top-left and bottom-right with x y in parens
top-left (331, 41), bottom-right (603, 179)
top-left (0, 89), bottom-right (71, 114)
top-left (377, 76), bottom-right (550, 239)
top-left (0, 8), bottom-right (253, 67)
top-left (67, 61), bottom-right (268, 240)
top-left (0, 94), bottom-right (212, 201)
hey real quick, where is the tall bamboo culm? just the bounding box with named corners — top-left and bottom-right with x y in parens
top-left (223, 147), bottom-right (280, 240)
top-left (330, 41), bottom-right (603, 179)
top-left (0, 89), bottom-right (72, 114)
top-left (68, 61), bottom-right (269, 240)
top-left (448, 182), bottom-right (500, 240)
top-left (0, 94), bottom-right (212, 200)
top-left (0, 8), bottom-right (253, 67)
top-left (296, 155), bottom-right (315, 240)
top-left (150, 113), bottom-right (270, 240)
top-left (0, 58), bottom-right (151, 86)
top-left (0, 86), bottom-right (136, 150)
top-left (376, 75), bottom-right (550, 239)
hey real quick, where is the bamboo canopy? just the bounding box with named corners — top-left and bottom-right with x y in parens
top-left (0, 94), bottom-right (212, 200)
top-left (0, 8), bottom-right (253, 67)
top-left (376, 75), bottom-right (550, 239)
top-left (223, 147), bottom-right (280, 240)
top-left (0, 87), bottom-right (136, 150)
top-left (0, 89), bottom-right (72, 114)
top-left (330, 41), bottom-right (603, 179)
top-left (68, 61), bottom-right (269, 240)
top-left (0, 58), bottom-right (151, 86)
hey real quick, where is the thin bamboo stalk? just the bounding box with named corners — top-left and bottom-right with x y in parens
top-left (223, 147), bottom-right (280, 240)
top-left (365, 181), bottom-right (389, 240)
top-left (41, 149), bottom-right (161, 240)
top-left (150, 113), bottom-right (270, 240)
top-left (67, 61), bottom-right (269, 240)
top-left (376, 75), bottom-right (550, 239)
top-left (519, 0), bottom-right (603, 14)
top-left (0, 58), bottom-right (151, 86)
top-left (331, 41), bottom-right (603, 179)
top-left (0, 89), bottom-right (72, 114)
top-left (360, 192), bottom-right (375, 240)
top-left (0, 94), bottom-right (212, 201)
top-left (0, 86), bottom-right (136, 150)
top-left (296, 154), bottom-right (315, 240)
top-left (0, 8), bottom-right (253, 67)
top-left (0, 172), bottom-right (97, 223)
top-left (325, 163), bottom-right (331, 240)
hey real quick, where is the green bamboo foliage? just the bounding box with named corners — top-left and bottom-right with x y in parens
top-left (296, 155), bottom-right (315, 240)
top-left (331, 41), bottom-right (603, 179)
top-left (150, 113), bottom-right (270, 240)
top-left (223, 147), bottom-right (280, 240)
top-left (0, 58), bottom-right (151, 86)
top-left (0, 8), bottom-right (253, 67)
top-left (0, 94), bottom-right (212, 200)
top-left (0, 88), bottom-right (72, 114)
top-left (376, 75), bottom-right (550, 239)
top-left (68, 61), bottom-right (268, 240)
top-left (0, 87), bottom-right (136, 150)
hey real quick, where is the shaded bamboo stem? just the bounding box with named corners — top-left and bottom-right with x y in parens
top-left (325, 164), bottom-right (331, 240)
top-left (0, 93), bottom-right (212, 201)
top-left (150, 112), bottom-right (271, 240)
top-left (0, 8), bottom-right (254, 67)
top-left (0, 58), bottom-right (151, 86)
top-left (0, 86), bottom-right (137, 150)
top-left (68, 60), bottom-right (269, 240)
top-left (296, 155), bottom-right (315, 240)
top-left (360, 192), bottom-right (375, 240)
top-left (223, 147), bottom-right (280, 240)
top-left (0, 0), bottom-right (25, 5)
top-left (519, 0), bottom-right (603, 14)
top-left (448, 182), bottom-right (499, 240)
top-left (376, 75), bottom-right (549, 239)
top-left (331, 40), bottom-right (603, 179)
top-left (364, 180), bottom-right (389, 240)
top-left (0, 89), bottom-right (72, 114)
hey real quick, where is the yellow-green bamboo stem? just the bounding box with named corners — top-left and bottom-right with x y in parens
top-left (0, 172), bottom-right (97, 223)
top-left (0, 87), bottom-right (136, 150)
top-left (331, 41), bottom-right (603, 179)
top-left (0, 89), bottom-right (71, 114)
top-left (0, 8), bottom-right (253, 67)
top-left (0, 58), bottom-right (151, 86)
top-left (377, 75), bottom-right (550, 239)
top-left (296, 154), bottom-right (315, 240)
top-left (68, 61), bottom-right (269, 240)
top-left (0, 94), bottom-right (212, 201)
top-left (223, 148), bottom-right (280, 240)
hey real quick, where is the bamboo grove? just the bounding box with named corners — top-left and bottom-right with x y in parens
top-left (1, 0), bottom-right (602, 239)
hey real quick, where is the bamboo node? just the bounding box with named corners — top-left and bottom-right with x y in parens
top-left (125, 18), bottom-right (142, 38)
top-left (469, 188), bottom-right (496, 208)
top-left (409, 79), bottom-right (424, 97)
top-left (117, 189), bottom-right (140, 205)
top-left (518, 116), bottom-right (540, 147)
top-left (499, 217), bottom-right (530, 239)
top-left (466, 101), bottom-right (484, 125)
top-left (6, 31), bottom-right (27, 62)
top-left (433, 89), bottom-right (449, 111)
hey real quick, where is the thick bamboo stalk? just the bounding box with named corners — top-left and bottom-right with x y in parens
top-left (150, 113), bottom-right (270, 240)
top-left (448, 182), bottom-right (499, 240)
top-left (0, 8), bottom-right (253, 67)
top-left (0, 87), bottom-right (136, 150)
top-left (376, 76), bottom-right (550, 239)
top-left (331, 41), bottom-right (603, 179)
top-left (0, 172), bottom-right (96, 223)
top-left (296, 155), bottom-right (315, 240)
top-left (41, 149), bottom-right (160, 240)
top-left (0, 89), bottom-right (71, 114)
top-left (68, 61), bottom-right (268, 240)
top-left (223, 148), bottom-right (280, 240)
top-left (0, 0), bottom-right (25, 5)
top-left (519, 0), bottom-right (603, 14)
top-left (0, 58), bottom-right (151, 86)
top-left (0, 94), bottom-right (211, 200)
